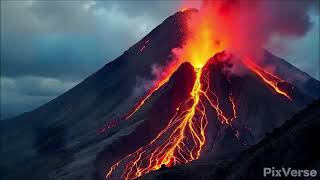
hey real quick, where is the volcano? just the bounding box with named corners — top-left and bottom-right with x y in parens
top-left (1, 9), bottom-right (319, 180)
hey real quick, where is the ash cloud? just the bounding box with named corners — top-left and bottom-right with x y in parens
top-left (201, 0), bottom-right (319, 60)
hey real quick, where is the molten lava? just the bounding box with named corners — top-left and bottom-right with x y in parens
top-left (124, 58), bottom-right (181, 120)
top-left (105, 54), bottom-right (243, 179)
top-left (106, 68), bottom-right (208, 179)
top-left (98, 43), bottom-right (182, 134)
top-left (104, 5), bottom-right (294, 179)
top-left (139, 40), bottom-right (149, 52)
top-left (200, 66), bottom-right (236, 125)
top-left (104, 53), bottom-right (292, 179)
top-left (104, 5), bottom-right (242, 178)
top-left (229, 94), bottom-right (237, 119)
top-left (125, 77), bottom-right (169, 120)
top-left (176, 6), bottom-right (226, 68)
top-left (243, 58), bottom-right (292, 100)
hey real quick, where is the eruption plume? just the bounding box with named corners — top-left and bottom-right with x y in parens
top-left (195, 0), bottom-right (317, 60)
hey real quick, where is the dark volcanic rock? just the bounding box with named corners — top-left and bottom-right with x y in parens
top-left (0, 9), bottom-right (196, 180)
top-left (94, 62), bottom-right (196, 180)
top-left (139, 100), bottom-right (320, 180)
top-left (1, 8), bottom-right (319, 180)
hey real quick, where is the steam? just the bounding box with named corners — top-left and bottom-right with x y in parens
top-left (133, 59), bottom-right (179, 98)
top-left (132, 64), bottom-right (164, 97)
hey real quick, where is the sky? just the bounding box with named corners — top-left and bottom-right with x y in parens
top-left (1, 0), bottom-right (319, 119)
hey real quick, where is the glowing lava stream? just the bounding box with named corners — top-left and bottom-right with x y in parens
top-left (106, 68), bottom-right (208, 180)
top-left (99, 61), bottom-right (179, 134)
top-left (106, 64), bottom-right (238, 179)
top-left (139, 40), bottom-right (149, 52)
top-left (243, 58), bottom-right (292, 100)
top-left (125, 77), bottom-right (169, 120)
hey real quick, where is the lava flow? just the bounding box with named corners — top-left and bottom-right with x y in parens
top-left (104, 3), bottom-right (294, 179)
top-left (106, 68), bottom-right (208, 180)
top-left (243, 58), bottom-right (292, 100)
top-left (103, 54), bottom-right (292, 179)
top-left (97, 77), bottom-right (169, 134)
top-left (105, 53), bottom-right (241, 179)
top-left (139, 40), bottom-right (149, 52)
top-left (125, 76), bottom-right (169, 120)
top-left (98, 41), bottom-right (180, 134)
top-left (122, 57), bottom-right (181, 120)
top-left (105, 5), bottom-right (238, 179)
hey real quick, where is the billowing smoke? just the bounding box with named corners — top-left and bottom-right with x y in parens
top-left (200, 0), bottom-right (318, 60)
top-left (135, 0), bottom-right (318, 99)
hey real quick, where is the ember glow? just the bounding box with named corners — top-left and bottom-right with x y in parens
top-left (97, 69), bottom-right (171, 134)
top-left (243, 57), bottom-right (292, 100)
top-left (106, 58), bottom-right (240, 179)
top-left (124, 58), bottom-right (181, 120)
top-left (139, 40), bottom-right (150, 52)
top-left (98, 42), bottom-right (181, 134)
top-left (229, 94), bottom-right (237, 119)
top-left (125, 76), bottom-right (169, 120)
top-left (201, 66), bottom-right (236, 125)
top-left (104, 2), bottom-right (295, 179)
top-left (105, 5), bottom-right (239, 178)
top-left (175, 5), bottom-right (226, 68)
top-left (106, 68), bottom-right (208, 179)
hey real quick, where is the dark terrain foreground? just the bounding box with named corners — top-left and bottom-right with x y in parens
top-left (1, 9), bottom-right (319, 180)
top-left (139, 100), bottom-right (320, 180)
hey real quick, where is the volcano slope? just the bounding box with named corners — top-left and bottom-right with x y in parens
top-left (139, 99), bottom-right (320, 180)
top-left (1, 9), bottom-right (319, 180)
top-left (0, 9), bottom-right (194, 180)
top-left (97, 51), bottom-right (314, 180)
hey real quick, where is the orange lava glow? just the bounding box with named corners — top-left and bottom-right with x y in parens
top-left (106, 59), bottom-right (241, 179)
top-left (104, 2), bottom-right (294, 179)
top-left (125, 77), bottom-right (169, 120)
top-left (98, 43), bottom-right (181, 134)
top-left (105, 5), bottom-right (241, 179)
top-left (125, 59), bottom-right (180, 120)
top-left (229, 94), bottom-right (237, 119)
top-left (106, 68), bottom-right (208, 179)
top-left (175, 6), bottom-right (227, 68)
top-left (180, 8), bottom-right (188, 12)
top-left (200, 68), bottom-right (236, 125)
top-left (243, 57), bottom-right (292, 100)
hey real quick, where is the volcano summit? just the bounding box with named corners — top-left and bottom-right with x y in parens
top-left (1, 8), bottom-right (319, 180)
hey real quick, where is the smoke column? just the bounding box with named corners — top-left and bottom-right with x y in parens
top-left (177, 0), bottom-right (318, 63)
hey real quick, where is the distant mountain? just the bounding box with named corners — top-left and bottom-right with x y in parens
top-left (1, 9), bottom-right (319, 180)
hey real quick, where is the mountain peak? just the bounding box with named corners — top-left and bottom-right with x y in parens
top-left (2, 7), bottom-right (320, 180)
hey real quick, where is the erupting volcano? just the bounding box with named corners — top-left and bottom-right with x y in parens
top-left (104, 50), bottom-right (294, 179)
top-left (2, 2), bottom-right (319, 180)
top-left (103, 5), bottom-right (297, 178)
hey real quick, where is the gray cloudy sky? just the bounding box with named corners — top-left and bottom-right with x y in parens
top-left (0, 0), bottom-right (319, 119)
